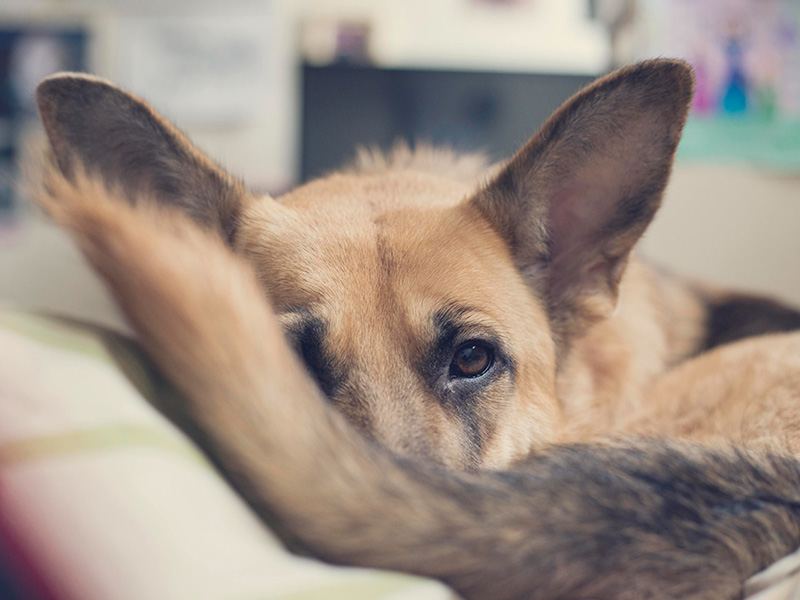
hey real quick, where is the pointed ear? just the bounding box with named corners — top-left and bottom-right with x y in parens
top-left (470, 59), bottom-right (694, 345)
top-left (36, 73), bottom-right (247, 242)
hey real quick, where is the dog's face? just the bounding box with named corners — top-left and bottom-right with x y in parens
top-left (36, 60), bottom-right (694, 469)
top-left (237, 172), bottom-right (561, 468)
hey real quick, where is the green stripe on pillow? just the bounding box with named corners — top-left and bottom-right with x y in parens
top-left (0, 423), bottom-right (210, 468)
top-left (263, 574), bottom-right (446, 600)
top-left (0, 310), bottom-right (109, 361)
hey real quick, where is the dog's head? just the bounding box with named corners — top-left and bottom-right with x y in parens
top-left (36, 60), bottom-right (693, 470)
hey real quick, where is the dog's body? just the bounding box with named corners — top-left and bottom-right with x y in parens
top-left (30, 60), bottom-right (800, 597)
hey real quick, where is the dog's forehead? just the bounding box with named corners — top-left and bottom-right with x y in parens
top-left (277, 170), bottom-right (475, 211)
top-left (237, 171), bottom-right (525, 319)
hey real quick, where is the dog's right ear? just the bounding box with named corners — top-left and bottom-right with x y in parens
top-left (36, 73), bottom-right (247, 242)
top-left (469, 59), bottom-right (694, 348)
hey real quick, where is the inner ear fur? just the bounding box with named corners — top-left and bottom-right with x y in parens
top-left (469, 59), bottom-right (695, 346)
top-left (36, 73), bottom-right (247, 242)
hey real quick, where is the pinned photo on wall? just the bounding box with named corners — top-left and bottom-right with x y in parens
top-left (631, 0), bottom-right (800, 171)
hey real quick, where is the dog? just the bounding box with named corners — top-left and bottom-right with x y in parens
top-left (32, 59), bottom-right (800, 598)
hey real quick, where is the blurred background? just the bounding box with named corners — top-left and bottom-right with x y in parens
top-left (0, 0), bottom-right (799, 329)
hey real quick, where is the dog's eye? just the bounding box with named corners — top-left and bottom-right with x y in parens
top-left (450, 341), bottom-right (493, 378)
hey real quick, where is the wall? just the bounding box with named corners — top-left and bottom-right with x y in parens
top-left (643, 164), bottom-right (800, 304)
top-left (0, 0), bottom-right (798, 329)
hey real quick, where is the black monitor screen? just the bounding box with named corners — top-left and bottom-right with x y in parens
top-left (301, 63), bottom-right (594, 182)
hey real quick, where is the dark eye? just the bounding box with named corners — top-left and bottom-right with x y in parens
top-left (450, 340), bottom-right (494, 378)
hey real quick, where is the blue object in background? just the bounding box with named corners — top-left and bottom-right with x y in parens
top-left (721, 37), bottom-right (748, 115)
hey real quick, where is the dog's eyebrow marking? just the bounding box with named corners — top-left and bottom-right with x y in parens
top-left (434, 303), bottom-right (495, 329)
top-left (431, 305), bottom-right (512, 356)
top-left (278, 309), bottom-right (344, 399)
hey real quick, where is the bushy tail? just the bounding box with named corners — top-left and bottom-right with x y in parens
top-left (37, 166), bottom-right (800, 600)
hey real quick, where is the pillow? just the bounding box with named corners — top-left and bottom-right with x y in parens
top-left (2, 308), bottom-right (799, 599)
top-left (0, 309), bottom-right (452, 600)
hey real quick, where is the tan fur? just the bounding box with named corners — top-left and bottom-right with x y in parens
top-left (235, 171), bottom-right (715, 466)
top-left (237, 172), bottom-right (561, 467)
top-left (32, 155), bottom-right (800, 600)
top-left (345, 140), bottom-right (494, 183)
top-left (625, 332), bottom-right (800, 452)
top-left (559, 259), bottom-right (709, 440)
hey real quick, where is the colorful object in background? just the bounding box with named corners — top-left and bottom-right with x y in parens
top-left (302, 18), bottom-right (372, 66)
top-left (633, 0), bottom-right (800, 170)
top-left (721, 37), bottom-right (748, 115)
top-left (0, 28), bottom-right (86, 231)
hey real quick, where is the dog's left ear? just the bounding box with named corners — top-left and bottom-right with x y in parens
top-left (469, 59), bottom-right (694, 345)
top-left (36, 73), bottom-right (247, 242)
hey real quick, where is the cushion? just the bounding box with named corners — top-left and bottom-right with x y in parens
top-left (0, 309), bottom-right (451, 600)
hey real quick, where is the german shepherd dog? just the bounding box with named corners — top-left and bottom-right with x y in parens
top-left (32, 60), bottom-right (800, 598)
